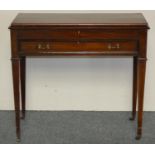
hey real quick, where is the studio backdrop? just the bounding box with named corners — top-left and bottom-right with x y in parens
top-left (0, 10), bottom-right (154, 111)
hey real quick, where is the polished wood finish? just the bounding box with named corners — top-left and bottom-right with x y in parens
top-left (130, 57), bottom-right (138, 121)
top-left (9, 13), bottom-right (149, 141)
top-left (10, 13), bottom-right (148, 27)
top-left (12, 59), bottom-right (20, 141)
top-left (20, 40), bottom-right (137, 55)
top-left (20, 57), bottom-right (26, 119)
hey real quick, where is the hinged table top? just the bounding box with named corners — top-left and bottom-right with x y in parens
top-left (10, 13), bottom-right (149, 29)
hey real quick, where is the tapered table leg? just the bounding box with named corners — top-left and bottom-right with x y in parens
top-left (20, 57), bottom-right (26, 119)
top-left (136, 58), bottom-right (146, 140)
top-left (130, 56), bottom-right (138, 121)
top-left (12, 58), bottom-right (21, 141)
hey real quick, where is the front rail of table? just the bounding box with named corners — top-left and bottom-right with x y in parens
top-left (9, 13), bottom-right (149, 141)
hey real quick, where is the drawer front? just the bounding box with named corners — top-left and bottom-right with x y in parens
top-left (20, 41), bottom-right (137, 55)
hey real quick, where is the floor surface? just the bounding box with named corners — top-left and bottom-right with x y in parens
top-left (0, 111), bottom-right (155, 144)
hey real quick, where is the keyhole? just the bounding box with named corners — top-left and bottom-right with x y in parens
top-left (78, 30), bottom-right (80, 36)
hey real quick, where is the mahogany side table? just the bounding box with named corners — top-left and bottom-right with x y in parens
top-left (9, 13), bottom-right (149, 141)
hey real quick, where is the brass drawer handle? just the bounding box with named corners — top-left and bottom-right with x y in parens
top-left (108, 43), bottom-right (120, 50)
top-left (37, 44), bottom-right (42, 49)
top-left (46, 44), bottom-right (50, 49)
top-left (37, 43), bottom-right (50, 50)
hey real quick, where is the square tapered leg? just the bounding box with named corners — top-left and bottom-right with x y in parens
top-left (12, 58), bottom-right (21, 141)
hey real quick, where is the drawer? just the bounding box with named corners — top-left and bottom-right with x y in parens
top-left (19, 40), bottom-right (138, 55)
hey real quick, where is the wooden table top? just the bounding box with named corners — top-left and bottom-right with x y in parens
top-left (10, 13), bottom-right (149, 28)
